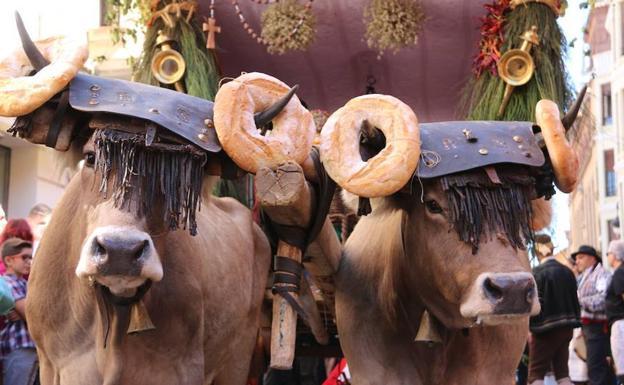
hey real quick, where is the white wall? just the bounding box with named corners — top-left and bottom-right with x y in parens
top-left (0, 1), bottom-right (100, 53)
top-left (0, 1), bottom-right (98, 219)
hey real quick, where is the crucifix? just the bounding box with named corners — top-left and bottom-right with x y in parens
top-left (203, 17), bottom-right (221, 49)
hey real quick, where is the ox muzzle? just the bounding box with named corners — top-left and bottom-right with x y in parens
top-left (459, 272), bottom-right (540, 325)
top-left (76, 226), bottom-right (163, 297)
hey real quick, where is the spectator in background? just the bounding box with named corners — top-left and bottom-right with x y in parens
top-left (606, 240), bottom-right (624, 384)
top-left (0, 238), bottom-right (36, 385)
top-left (568, 257), bottom-right (589, 385)
top-left (26, 203), bottom-right (51, 253)
top-left (528, 234), bottom-right (580, 385)
top-left (0, 220), bottom-right (33, 275)
top-left (0, 206), bottom-right (7, 236)
top-left (573, 245), bottom-right (615, 385)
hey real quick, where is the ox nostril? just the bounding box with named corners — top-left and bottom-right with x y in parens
top-left (134, 240), bottom-right (148, 260)
top-left (94, 235), bottom-right (148, 262)
top-left (526, 286), bottom-right (535, 303)
top-left (483, 277), bottom-right (504, 301)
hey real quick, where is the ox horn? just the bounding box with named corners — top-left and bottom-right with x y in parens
top-left (561, 84), bottom-right (587, 131)
top-left (15, 12), bottom-right (49, 71)
top-left (0, 17), bottom-right (88, 117)
top-left (319, 94), bottom-right (421, 198)
top-left (535, 100), bottom-right (579, 193)
top-left (254, 84), bottom-right (299, 128)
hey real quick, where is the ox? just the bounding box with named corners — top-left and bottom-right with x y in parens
top-left (0, 20), bottom-right (302, 385)
top-left (319, 94), bottom-right (580, 384)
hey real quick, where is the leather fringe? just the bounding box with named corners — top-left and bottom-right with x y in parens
top-left (441, 169), bottom-right (534, 253)
top-left (94, 129), bottom-right (206, 235)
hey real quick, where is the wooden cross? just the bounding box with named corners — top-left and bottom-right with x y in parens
top-left (203, 17), bottom-right (221, 49)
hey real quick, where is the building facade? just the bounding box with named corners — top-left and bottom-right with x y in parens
top-left (569, 0), bottom-right (623, 257)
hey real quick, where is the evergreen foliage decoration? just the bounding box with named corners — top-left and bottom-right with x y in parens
top-left (462, 2), bottom-right (573, 121)
top-left (260, 0), bottom-right (316, 55)
top-left (133, 2), bottom-right (220, 101)
top-left (363, 0), bottom-right (426, 56)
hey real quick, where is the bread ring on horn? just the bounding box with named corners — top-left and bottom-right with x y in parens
top-left (535, 100), bottom-right (579, 193)
top-left (214, 72), bottom-right (315, 173)
top-left (0, 35), bottom-right (88, 117)
top-left (320, 94), bottom-right (420, 198)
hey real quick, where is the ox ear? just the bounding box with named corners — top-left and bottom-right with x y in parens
top-left (531, 198), bottom-right (552, 231)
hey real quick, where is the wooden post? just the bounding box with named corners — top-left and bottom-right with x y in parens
top-left (270, 241), bottom-right (301, 369)
top-left (300, 273), bottom-right (329, 345)
top-left (256, 161), bottom-right (340, 369)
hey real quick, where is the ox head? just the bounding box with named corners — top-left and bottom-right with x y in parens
top-left (321, 94), bottom-right (581, 328)
top-left (0, 16), bottom-right (293, 302)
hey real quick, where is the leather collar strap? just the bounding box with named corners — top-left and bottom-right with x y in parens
top-left (45, 90), bottom-right (70, 148)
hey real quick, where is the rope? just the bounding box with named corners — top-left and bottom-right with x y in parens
top-left (148, 1), bottom-right (197, 28)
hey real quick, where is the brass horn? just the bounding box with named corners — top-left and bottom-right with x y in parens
top-left (497, 26), bottom-right (540, 117)
top-left (498, 49), bottom-right (534, 87)
top-left (151, 31), bottom-right (186, 93)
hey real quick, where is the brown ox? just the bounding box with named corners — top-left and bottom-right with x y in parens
top-left (27, 165), bottom-right (269, 385)
top-left (335, 179), bottom-right (542, 385)
top-left (0, 22), bottom-right (281, 385)
top-left (319, 95), bottom-right (580, 384)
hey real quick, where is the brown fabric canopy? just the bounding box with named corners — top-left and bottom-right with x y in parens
top-left (205, 0), bottom-right (486, 122)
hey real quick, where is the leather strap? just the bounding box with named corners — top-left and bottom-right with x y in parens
top-left (272, 286), bottom-right (309, 323)
top-left (274, 255), bottom-right (303, 276)
top-left (46, 90), bottom-right (70, 148)
top-left (272, 255), bottom-right (308, 322)
top-left (273, 272), bottom-right (300, 286)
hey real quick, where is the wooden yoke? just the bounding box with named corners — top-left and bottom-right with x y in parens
top-left (255, 160), bottom-right (340, 370)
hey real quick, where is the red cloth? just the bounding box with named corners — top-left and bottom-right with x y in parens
top-left (322, 359), bottom-right (349, 385)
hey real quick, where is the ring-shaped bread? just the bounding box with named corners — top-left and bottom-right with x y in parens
top-left (213, 72), bottom-right (315, 173)
top-left (535, 99), bottom-right (579, 193)
top-left (320, 94), bottom-right (420, 198)
top-left (0, 35), bottom-right (88, 117)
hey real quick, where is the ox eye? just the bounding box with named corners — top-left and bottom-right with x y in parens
top-left (84, 152), bottom-right (96, 167)
top-left (424, 200), bottom-right (443, 214)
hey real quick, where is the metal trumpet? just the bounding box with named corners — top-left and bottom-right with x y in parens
top-left (497, 26), bottom-right (540, 118)
top-left (151, 31), bottom-right (186, 93)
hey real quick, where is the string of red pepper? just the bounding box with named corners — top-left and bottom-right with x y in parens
top-left (473, 0), bottom-right (510, 78)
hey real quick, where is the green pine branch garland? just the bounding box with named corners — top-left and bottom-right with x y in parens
top-left (462, 3), bottom-right (573, 121)
top-left (133, 14), bottom-right (220, 101)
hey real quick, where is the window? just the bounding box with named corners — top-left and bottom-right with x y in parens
top-left (605, 149), bottom-right (616, 197)
top-left (0, 145), bottom-right (10, 210)
top-left (602, 83), bottom-right (613, 126)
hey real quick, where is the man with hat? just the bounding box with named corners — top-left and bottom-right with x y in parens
top-left (528, 234), bottom-right (580, 385)
top-left (573, 244), bottom-right (615, 385)
top-left (0, 237), bottom-right (36, 385)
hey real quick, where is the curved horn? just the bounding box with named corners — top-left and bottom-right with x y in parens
top-left (254, 84), bottom-right (299, 128)
top-left (15, 12), bottom-right (49, 71)
top-left (536, 100), bottom-right (579, 193)
top-left (213, 73), bottom-right (314, 173)
top-left (0, 29), bottom-right (88, 117)
top-left (561, 84), bottom-right (588, 131)
top-left (319, 94), bottom-right (420, 198)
